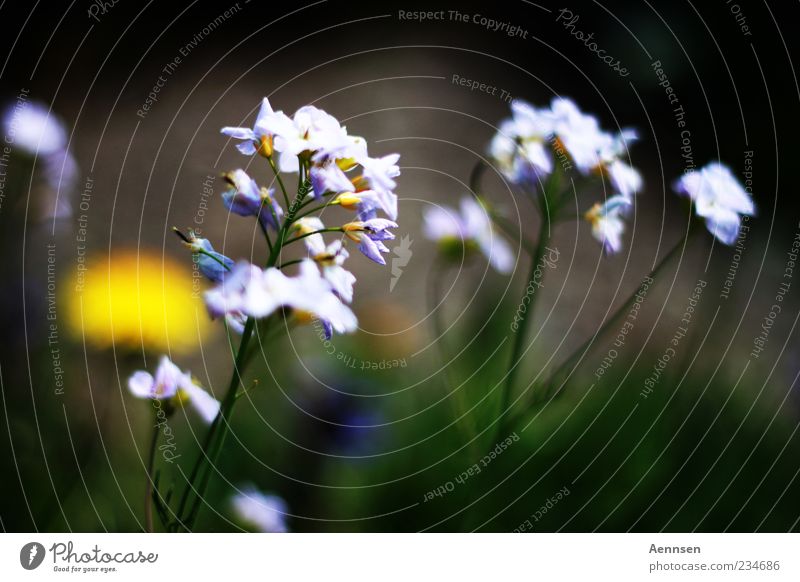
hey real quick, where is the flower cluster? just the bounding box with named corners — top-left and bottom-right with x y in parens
top-left (490, 97), bottom-right (642, 254)
top-left (207, 97), bottom-right (400, 337)
top-left (126, 97), bottom-right (402, 532)
top-left (129, 96), bottom-right (402, 415)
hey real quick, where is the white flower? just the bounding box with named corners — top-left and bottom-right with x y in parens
top-left (221, 97), bottom-right (294, 157)
top-left (269, 105), bottom-right (350, 172)
top-left (584, 195), bottom-right (631, 254)
top-left (547, 97), bottom-right (610, 173)
top-left (291, 220), bottom-right (356, 303)
top-left (204, 260), bottom-right (358, 335)
top-left (127, 356), bottom-right (220, 423)
top-left (489, 101), bottom-right (554, 184)
top-left (293, 216), bottom-right (326, 254)
top-left (3, 101), bottom-right (67, 156)
top-left (231, 486), bottom-right (289, 533)
top-left (358, 153), bottom-right (400, 193)
top-left (310, 162), bottom-right (355, 198)
top-left (674, 162), bottom-right (755, 245)
top-left (312, 239), bottom-right (356, 303)
top-left (606, 159), bottom-right (643, 199)
top-left (423, 196), bottom-right (514, 273)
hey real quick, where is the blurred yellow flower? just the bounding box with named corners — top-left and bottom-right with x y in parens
top-left (66, 249), bottom-right (211, 354)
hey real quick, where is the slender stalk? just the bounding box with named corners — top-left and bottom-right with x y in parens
top-left (496, 207), bottom-right (552, 432)
top-left (268, 156), bottom-right (291, 209)
top-left (427, 259), bottom-right (478, 444)
top-left (182, 316), bottom-right (256, 528)
top-left (489, 210), bottom-right (536, 256)
top-left (277, 258), bottom-right (304, 269)
top-left (284, 227), bottom-right (345, 247)
top-left (176, 171), bottom-right (311, 531)
top-left (293, 199), bottom-right (339, 221)
top-left (507, 232), bottom-right (690, 429)
top-left (144, 422), bottom-right (160, 533)
top-left (469, 160), bottom-right (486, 193)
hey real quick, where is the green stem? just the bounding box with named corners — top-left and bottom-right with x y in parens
top-left (428, 259), bottom-right (478, 445)
top-left (293, 199), bottom-right (339, 221)
top-left (469, 160), bottom-right (486, 194)
top-left (196, 248), bottom-right (232, 271)
top-left (183, 316), bottom-right (256, 529)
top-left (496, 207), bottom-right (552, 431)
top-left (144, 422), bottom-right (160, 533)
top-left (512, 231), bottom-right (690, 423)
top-left (268, 156), bottom-right (291, 209)
top-left (284, 227), bottom-right (345, 247)
top-left (176, 163), bottom-right (311, 531)
top-left (489, 210), bottom-right (536, 256)
top-left (278, 259), bottom-right (304, 269)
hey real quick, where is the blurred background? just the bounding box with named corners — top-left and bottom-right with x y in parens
top-left (0, 0), bottom-right (798, 532)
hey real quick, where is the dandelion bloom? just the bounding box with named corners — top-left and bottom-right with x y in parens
top-left (66, 250), bottom-right (211, 354)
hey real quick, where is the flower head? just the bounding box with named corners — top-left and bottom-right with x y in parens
top-left (128, 355), bottom-right (220, 423)
top-left (490, 97), bottom-right (642, 198)
top-left (176, 230), bottom-right (233, 283)
top-left (309, 162), bottom-right (355, 199)
top-left (268, 105), bottom-right (351, 172)
top-left (222, 169), bottom-right (283, 231)
top-left (3, 101), bottom-right (67, 156)
top-left (674, 162), bottom-right (755, 245)
top-left (342, 218), bottom-right (398, 265)
top-left (489, 100), bottom-right (554, 184)
top-left (584, 195), bottom-right (631, 254)
top-left (66, 250), bottom-right (211, 354)
top-left (310, 239), bottom-right (356, 303)
top-left (423, 196), bottom-right (514, 273)
top-left (546, 97), bottom-right (610, 172)
top-left (221, 97), bottom-right (293, 157)
top-left (3, 100), bottom-right (78, 219)
top-left (231, 486), bottom-right (289, 533)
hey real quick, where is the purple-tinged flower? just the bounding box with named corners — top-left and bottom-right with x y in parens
top-left (221, 97), bottom-right (294, 157)
top-left (127, 356), bottom-right (220, 423)
top-left (309, 162), bottom-right (354, 199)
top-left (674, 162), bottom-right (755, 245)
top-left (343, 218), bottom-right (398, 265)
top-left (489, 100), bottom-right (555, 185)
top-left (222, 169), bottom-right (283, 231)
top-left (231, 486), bottom-right (289, 533)
top-left (423, 196), bottom-right (514, 273)
top-left (186, 235), bottom-right (233, 283)
top-left (584, 195), bottom-right (631, 254)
